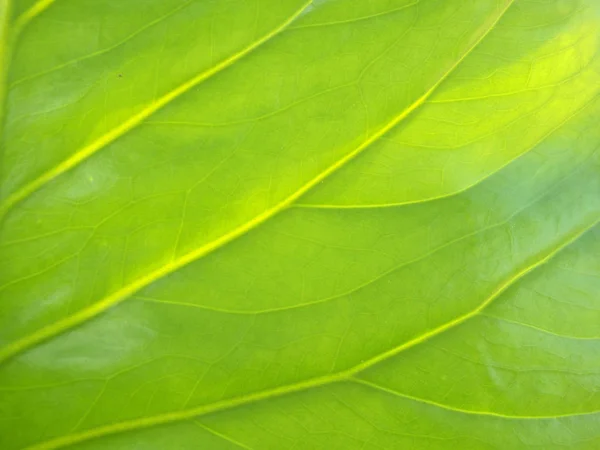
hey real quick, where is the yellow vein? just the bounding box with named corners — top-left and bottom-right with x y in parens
top-left (13, 0), bottom-right (56, 31)
top-left (349, 377), bottom-right (600, 419)
top-left (0, 0), bottom-right (312, 217)
top-left (0, 0), bottom-right (514, 364)
top-left (24, 372), bottom-right (346, 450)
top-left (192, 421), bottom-right (254, 450)
top-left (145, 82), bottom-right (357, 129)
top-left (480, 314), bottom-right (600, 340)
top-left (427, 60), bottom-right (595, 104)
top-left (134, 159), bottom-right (590, 316)
top-left (344, 217), bottom-right (599, 375)
top-left (24, 217), bottom-right (598, 450)
top-left (295, 92), bottom-right (600, 210)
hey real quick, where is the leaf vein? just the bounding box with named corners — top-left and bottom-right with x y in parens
top-left (134, 150), bottom-right (597, 315)
top-left (296, 92), bottom-right (600, 210)
top-left (13, 0), bottom-right (56, 31)
top-left (192, 421), bottom-right (254, 450)
top-left (480, 314), bottom-right (600, 340)
top-left (0, 0), bottom-right (312, 215)
top-left (9, 0), bottom-right (197, 88)
top-left (349, 378), bottom-right (599, 419)
top-left (0, 0), bottom-right (517, 364)
top-left (23, 217), bottom-right (598, 450)
top-left (289, 0), bottom-right (421, 30)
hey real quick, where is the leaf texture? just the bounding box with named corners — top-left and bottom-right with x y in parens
top-left (0, 0), bottom-right (599, 449)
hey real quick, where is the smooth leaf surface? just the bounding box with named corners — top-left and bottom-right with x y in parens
top-left (1, 0), bottom-right (600, 448)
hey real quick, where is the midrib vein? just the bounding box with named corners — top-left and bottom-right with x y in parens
top-left (0, 0), bottom-right (312, 216)
top-left (0, 0), bottom-right (515, 364)
top-left (24, 217), bottom-right (599, 450)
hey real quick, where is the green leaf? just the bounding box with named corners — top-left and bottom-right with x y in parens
top-left (1, 0), bottom-right (599, 448)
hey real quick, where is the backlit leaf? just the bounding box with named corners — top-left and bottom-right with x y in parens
top-left (1, 0), bottom-right (599, 448)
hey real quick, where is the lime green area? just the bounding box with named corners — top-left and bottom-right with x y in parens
top-left (1, 0), bottom-right (599, 448)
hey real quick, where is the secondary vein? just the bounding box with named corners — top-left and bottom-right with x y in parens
top-left (349, 377), bottom-right (600, 419)
top-left (135, 155), bottom-right (597, 316)
top-left (0, 0), bottom-right (313, 217)
top-left (23, 216), bottom-right (599, 450)
top-left (12, 0), bottom-right (57, 30)
top-left (9, 0), bottom-right (197, 88)
top-left (294, 92), bottom-right (600, 210)
top-left (0, 0), bottom-right (515, 365)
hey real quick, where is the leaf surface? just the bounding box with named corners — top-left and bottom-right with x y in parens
top-left (1, 0), bottom-right (599, 449)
